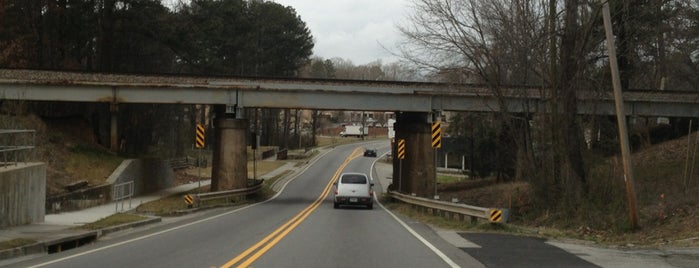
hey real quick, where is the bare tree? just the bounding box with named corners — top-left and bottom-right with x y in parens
top-left (398, 0), bottom-right (604, 205)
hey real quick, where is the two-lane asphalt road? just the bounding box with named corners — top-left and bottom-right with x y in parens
top-left (15, 143), bottom-right (464, 268)
top-left (247, 144), bottom-right (456, 268)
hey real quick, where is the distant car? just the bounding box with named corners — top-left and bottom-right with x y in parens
top-left (363, 148), bottom-right (377, 157)
top-left (333, 173), bottom-right (374, 209)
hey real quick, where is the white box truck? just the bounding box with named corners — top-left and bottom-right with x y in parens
top-left (340, 125), bottom-right (368, 137)
top-left (387, 118), bottom-right (395, 140)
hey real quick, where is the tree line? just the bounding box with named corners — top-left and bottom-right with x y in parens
top-left (0, 0), bottom-right (313, 75)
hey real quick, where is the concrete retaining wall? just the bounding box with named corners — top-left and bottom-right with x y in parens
top-left (0, 163), bottom-right (46, 228)
top-left (45, 184), bottom-right (112, 213)
top-left (106, 158), bottom-right (174, 198)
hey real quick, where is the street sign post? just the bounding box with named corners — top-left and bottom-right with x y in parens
top-left (252, 132), bottom-right (258, 182)
top-left (432, 121), bottom-right (441, 199)
top-left (397, 139), bottom-right (405, 192)
top-left (195, 124), bottom-right (205, 188)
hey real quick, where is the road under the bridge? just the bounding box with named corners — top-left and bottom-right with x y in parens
top-left (206, 107), bottom-right (438, 198)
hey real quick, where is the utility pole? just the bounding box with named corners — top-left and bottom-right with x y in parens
top-left (602, 2), bottom-right (639, 229)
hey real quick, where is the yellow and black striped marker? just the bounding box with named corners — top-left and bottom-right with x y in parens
top-left (397, 139), bottom-right (406, 159)
top-left (195, 124), bottom-right (205, 148)
top-left (490, 208), bottom-right (503, 223)
top-left (431, 121), bottom-right (442, 148)
top-left (184, 194), bottom-right (194, 205)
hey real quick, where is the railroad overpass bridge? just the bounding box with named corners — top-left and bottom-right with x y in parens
top-left (1, 69), bottom-right (697, 196)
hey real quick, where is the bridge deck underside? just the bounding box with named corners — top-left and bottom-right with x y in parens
top-left (0, 69), bottom-right (696, 117)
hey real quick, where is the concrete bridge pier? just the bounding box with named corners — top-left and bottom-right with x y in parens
top-left (210, 107), bottom-right (248, 191)
top-left (392, 112), bottom-right (436, 197)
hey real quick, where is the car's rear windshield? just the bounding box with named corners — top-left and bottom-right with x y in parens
top-left (341, 174), bottom-right (367, 184)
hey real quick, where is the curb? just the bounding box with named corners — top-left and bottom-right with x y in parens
top-left (0, 239), bottom-right (50, 261)
top-left (0, 216), bottom-right (162, 261)
top-left (0, 230), bottom-right (98, 261)
top-left (95, 216), bottom-right (162, 237)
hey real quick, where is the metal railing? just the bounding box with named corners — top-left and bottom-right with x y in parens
top-left (0, 129), bottom-right (35, 167)
top-left (388, 191), bottom-right (505, 223)
top-left (167, 157), bottom-right (190, 169)
top-left (113, 181), bottom-right (134, 212)
top-left (191, 180), bottom-right (264, 207)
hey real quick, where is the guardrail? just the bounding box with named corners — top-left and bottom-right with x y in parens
top-left (388, 191), bottom-right (508, 223)
top-left (168, 157), bottom-right (190, 170)
top-left (190, 180), bottom-right (264, 207)
top-left (168, 156), bottom-right (208, 170)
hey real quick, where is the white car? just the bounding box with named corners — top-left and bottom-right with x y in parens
top-left (333, 173), bottom-right (374, 209)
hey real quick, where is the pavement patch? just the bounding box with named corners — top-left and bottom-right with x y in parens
top-left (459, 233), bottom-right (598, 267)
top-left (437, 230), bottom-right (481, 248)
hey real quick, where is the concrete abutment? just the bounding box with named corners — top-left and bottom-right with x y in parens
top-left (0, 163), bottom-right (46, 228)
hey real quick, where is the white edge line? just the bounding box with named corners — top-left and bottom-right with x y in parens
top-left (31, 148), bottom-right (335, 268)
top-left (370, 152), bottom-right (461, 268)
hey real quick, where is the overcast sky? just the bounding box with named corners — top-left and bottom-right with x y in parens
top-left (272, 0), bottom-right (411, 65)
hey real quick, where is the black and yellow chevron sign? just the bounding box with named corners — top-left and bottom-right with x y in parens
top-left (184, 194), bottom-right (194, 205)
top-left (397, 139), bottom-right (406, 160)
top-left (490, 209), bottom-right (502, 223)
top-left (431, 121), bottom-right (442, 148)
top-left (195, 124), bottom-right (205, 148)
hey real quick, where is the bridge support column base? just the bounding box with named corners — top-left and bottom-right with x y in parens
top-left (393, 112), bottom-right (435, 197)
top-left (211, 117), bottom-right (248, 191)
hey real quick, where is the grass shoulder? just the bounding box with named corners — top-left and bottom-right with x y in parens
top-left (77, 213), bottom-right (148, 230)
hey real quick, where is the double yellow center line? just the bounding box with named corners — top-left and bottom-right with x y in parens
top-left (220, 147), bottom-right (364, 268)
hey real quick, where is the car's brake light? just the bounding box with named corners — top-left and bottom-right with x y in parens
top-left (369, 190), bottom-right (374, 196)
